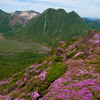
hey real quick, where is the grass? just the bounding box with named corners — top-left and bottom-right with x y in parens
top-left (0, 51), bottom-right (45, 81)
top-left (47, 62), bottom-right (66, 82)
top-left (0, 37), bottom-right (46, 81)
top-left (0, 36), bottom-right (43, 53)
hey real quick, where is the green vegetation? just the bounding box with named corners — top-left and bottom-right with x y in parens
top-left (47, 62), bottom-right (66, 82)
top-left (54, 56), bottom-right (63, 62)
top-left (0, 37), bottom-right (42, 53)
top-left (0, 51), bottom-right (45, 81)
top-left (0, 10), bottom-right (22, 33)
top-left (4, 8), bottom-right (90, 46)
top-left (62, 38), bottom-right (77, 48)
top-left (66, 50), bottom-right (78, 59)
top-left (83, 18), bottom-right (100, 31)
top-left (0, 37), bottom-right (49, 81)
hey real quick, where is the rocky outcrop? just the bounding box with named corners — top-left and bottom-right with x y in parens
top-left (11, 10), bottom-right (40, 25)
top-left (75, 29), bottom-right (94, 52)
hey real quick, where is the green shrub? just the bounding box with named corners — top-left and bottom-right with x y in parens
top-left (73, 54), bottom-right (87, 59)
top-left (0, 51), bottom-right (45, 81)
top-left (47, 62), bottom-right (66, 82)
top-left (54, 56), bottom-right (63, 62)
top-left (36, 65), bottom-right (47, 70)
top-left (49, 47), bottom-right (55, 55)
top-left (62, 38), bottom-right (77, 48)
top-left (66, 50), bottom-right (78, 59)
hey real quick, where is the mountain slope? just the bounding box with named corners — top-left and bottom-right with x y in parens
top-left (0, 9), bottom-right (22, 33)
top-left (0, 9), bottom-right (40, 33)
top-left (11, 10), bottom-right (40, 25)
top-left (83, 18), bottom-right (100, 31)
top-left (0, 30), bottom-right (100, 100)
top-left (4, 8), bottom-right (90, 46)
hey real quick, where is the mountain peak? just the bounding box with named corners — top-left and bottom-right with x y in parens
top-left (43, 8), bottom-right (56, 14)
top-left (43, 8), bottom-right (66, 14)
top-left (56, 8), bottom-right (66, 13)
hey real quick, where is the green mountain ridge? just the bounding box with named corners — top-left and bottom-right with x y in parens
top-left (4, 8), bottom-right (90, 46)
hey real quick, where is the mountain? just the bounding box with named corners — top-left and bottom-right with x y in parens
top-left (83, 18), bottom-right (100, 31)
top-left (0, 9), bottom-right (22, 33)
top-left (85, 17), bottom-right (100, 20)
top-left (0, 9), bottom-right (40, 33)
top-left (11, 10), bottom-right (40, 25)
top-left (4, 8), bottom-right (90, 46)
top-left (0, 30), bottom-right (100, 100)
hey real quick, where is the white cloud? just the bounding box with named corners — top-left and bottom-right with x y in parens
top-left (0, 0), bottom-right (100, 18)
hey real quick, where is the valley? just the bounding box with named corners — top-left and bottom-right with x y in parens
top-left (0, 7), bottom-right (100, 100)
top-left (0, 36), bottom-right (49, 81)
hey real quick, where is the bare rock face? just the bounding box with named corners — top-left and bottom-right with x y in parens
top-left (83, 29), bottom-right (94, 43)
top-left (75, 29), bottom-right (94, 50)
top-left (11, 10), bottom-right (40, 25)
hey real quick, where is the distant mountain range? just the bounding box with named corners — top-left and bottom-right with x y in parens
top-left (0, 9), bottom-right (40, 33)
top-left (1, 8), bottom-right (100, 46)
top-left (83, 18), bottom-right (100, 31)
top-left (4, 8), bottom-right (90, 46)
top-left (84, 17), bottom-right (100, 20)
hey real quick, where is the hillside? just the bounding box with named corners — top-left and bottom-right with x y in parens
top-left (0, 9), bottom-right (40, 33)
top-left (0, 36), bottom-right (49, 81)
top-left (0, 30), bottom-right (100, 100)
top-left (4, 8), bottom-right (90, 46)
top-left (0, 9), bottom-right (22, 33)
top-left (11, 10), bottom-right (40, 25)
top-left (83, 18), bottom-right (100, 31)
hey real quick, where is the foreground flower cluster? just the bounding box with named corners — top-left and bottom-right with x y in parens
top-left (0, 31), bottom-right (100, 100)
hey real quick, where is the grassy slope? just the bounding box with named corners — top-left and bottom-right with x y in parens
top-left (0, 31), bottom-right (100, 100)
top-left (0, 36), bottom-right (42, 53)
top-left (4, 8), bottom-right (90, 46)
top-left (0, 36), bottom-right (46, 81)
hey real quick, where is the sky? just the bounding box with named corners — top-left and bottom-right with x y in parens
top-left (0, 0), bottom-right (100, 18)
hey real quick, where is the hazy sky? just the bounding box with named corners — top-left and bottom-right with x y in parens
top-left (0, 0), bottom-right (100, 18)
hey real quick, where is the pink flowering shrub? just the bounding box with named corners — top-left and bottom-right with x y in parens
top-left (48, 60), bottom-right (53, 65)
top-left (88, 55), bottom-right (93, 59)
top-left (31, 91), bottom-right (40, 100)
top-left (0, 80), bottom-right (9, 86)
top-left (24, 78), bottom-right (27, 81)
top-left (73, 51), bottom-right (84, 58)
top-left (39, 71), bottom-right (47, 80)
top-left (0, 95), bottom-right (3, 98)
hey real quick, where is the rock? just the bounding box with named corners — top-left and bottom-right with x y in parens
top-left (75, 41), bottom-right (82, 48)
top-left (81, 46), bottom-right (88, 52)
top-left (83, 29), bottom-right (94, 43)
top-left (75, 29), bottom-right (94, 48)
top-left (73, 35), bottom-right (82, 39)
top-left (28, 82), bottom-right (37, 91)
top-left (2, 85), bottom-right (17, 95)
